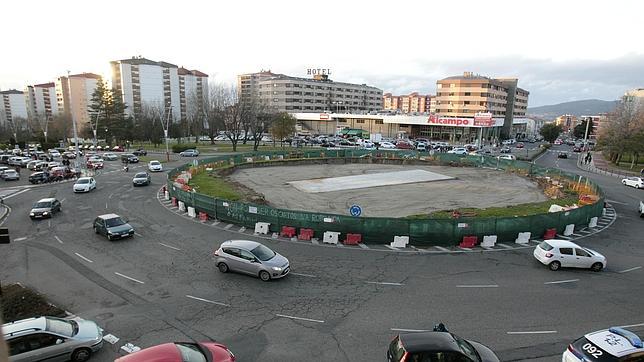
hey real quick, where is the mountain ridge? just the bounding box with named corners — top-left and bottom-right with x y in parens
top-left (527, 99), bottom-right (618, 119)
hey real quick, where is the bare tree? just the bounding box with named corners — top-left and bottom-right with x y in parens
top-left (243, 98), bottom-right (274, 151)
top-left (203, 83), bottom-right (230, 144)
top-left (598, 100), bottom-right (644, 168)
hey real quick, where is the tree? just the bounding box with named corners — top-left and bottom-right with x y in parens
top-left (597, 101), bottom-right (644, 169)
top-left (573, 119), bottom-right (594, 139)
top-left (88, 79), bottom-right (128, 145)
top-left (243, 98), bottom-right (274, 151)
top-left (270, 112), bottom-right (297, 147)
top-left (539, 123), bottom-right (563, 143)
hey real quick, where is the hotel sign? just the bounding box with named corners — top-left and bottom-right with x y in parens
top-left (307, 68), bottom-right (332, 75)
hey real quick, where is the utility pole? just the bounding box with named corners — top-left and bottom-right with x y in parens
top-left (91, 111), bottom-right (101, 149)
top-left (583, 117), bottom-right (591, 147)
top-left (68, 71), bottom-right (80, 170)
top-left (163, 106), bottom-right (173, 162)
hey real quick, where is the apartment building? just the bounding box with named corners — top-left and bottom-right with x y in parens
top-left (0, 89), bottom-right (29, 126)
top-left (111, 57), bottom-right (208, 121)
top-left (383, 92), bottom-right (434, 114)
top-left (55, 73), bottom-right (102, 132)
top-left (26, 82), bottom-right (59, 121)
top-left (554, 114), bottom-right (578, 132)
top-left (238, 71), bottom-right (383, 113)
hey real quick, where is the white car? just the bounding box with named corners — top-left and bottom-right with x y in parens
top-left (148, 160), bottom-right (163, 172)
top-left (497, 154), bottom-right (516, 161)
top-left (103, 152), bottom-right (118, 161)
top-left (447, 147), bottom-right (468, 155)
top-left (562, 326), bottom-right (644, 362)
top-left (622, 176), bottom-right (644, 189)
top-left (48, 149), bottom-right (61, 157)
top-left (533, 240), bottom-right (606, 272)
top-left (73, 177), bottom-right (96, 193)
top-left (379, 141), bottom-right (396, 149)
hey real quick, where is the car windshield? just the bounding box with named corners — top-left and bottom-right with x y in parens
top-left (77, 179), bottom-right (89, 184)
top-left (453, 334), bottom-right (480, 361)
top-left (175, 343), bottom-right (207, 362)
top-left (539, 241), bottom-right (553, 251)
top-left (34, 201), bottom-right (52, 208)
top-left (135, 173), bottom-right (147, 178)
top-left (151, 161), bottom-right (160, 165)
top-left (45, 317), bottom-right (77, 337)
top-left (105, 217), bottom-right (126, 227)
top-left (251, 244), bottom-right (276, 261)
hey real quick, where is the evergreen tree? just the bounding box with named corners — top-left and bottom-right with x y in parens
top-left (88, 79), bottom-right (128, 145)
top-left (539, 123), bottom-right (563, 143)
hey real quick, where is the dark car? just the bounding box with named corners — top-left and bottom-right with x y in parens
top-left (132, 172), bottom-right (151, 186)
top-left (557, 152), bottom-right (568, 159)
top-left (28, 171), bottom-right (49, 184)
top-left (121, 154), bottom-right (139, 163)
top-left (387, 327), bottom-right (499, 362)
top-left (29, 198), bottom-right (62, 219)
top-left (132, 148), bottom-right (147, 156)
top-left (93, 213), bottom-right (134, 241)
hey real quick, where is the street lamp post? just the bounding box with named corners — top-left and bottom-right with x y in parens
top-left (163, 106), bottom-right (173, 162)
top-left (68, 70), bottom-right (80, 170)
top-left (332, 101), bottom-right (343, 136)
top-left (91, 110), bottom-right (101, 150)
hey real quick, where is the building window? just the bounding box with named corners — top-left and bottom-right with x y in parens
top-left (273, 98), bottom-right (278, 102)
top-left (375, 120), bottom-right (383, 124)
top-left (356, 120), bottom-right (365, 124)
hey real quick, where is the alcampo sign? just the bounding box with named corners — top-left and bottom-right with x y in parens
top-left (427, 113), bottom-right (498, 128)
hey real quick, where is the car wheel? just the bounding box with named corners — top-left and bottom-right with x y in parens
top-left (107, 234), bottom-right (113, 241)
top-left (71, 347), bottom-right (92, 362)
top-left (217, 263), bottom-right (229, 273)
top-left (94, 226), bottom-right (99, 234)
top-left (549, 261), bottom-right (561, 271)
top-left (259, 270), bottom-right (271, 282)
top-left (591, 262), bottom-right (603, 272)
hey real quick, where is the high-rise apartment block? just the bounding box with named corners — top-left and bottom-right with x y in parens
top-left (111, 57), bottom-right (208, 121)
top-left (55, 73), bottom-right (102, 132)
top-left (383, 92), bottom-right (434, 114)
top-left (0, 90), bottom-right (28, 126)
top-left (26, 82), bottom-right (59, 121)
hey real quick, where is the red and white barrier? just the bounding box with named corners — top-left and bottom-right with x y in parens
top-left (390, 236), bottom-right (409, 248)
top-left (481, 235), bottom-right (497, 247)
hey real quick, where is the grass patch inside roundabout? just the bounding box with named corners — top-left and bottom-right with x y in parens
top-left (189, 172), bottom-right (243, 201)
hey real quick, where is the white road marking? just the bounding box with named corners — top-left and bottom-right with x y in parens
top-left (60, 198), bottom-right (66, 203)
top-left (384, 245), bottom-right (399, 250)
top-left (54, 236), bottom-right (63, 244)
top-left (456, 284), bottom-right (499, 288)
top-left (212, 221), bottom-right (220, 226)
top-left (134, 232), bottom-right (143, 237)
top-left (497, 243), bottom-right (513, 249)
top-left (606, 199), bottom-right (628, 205)
top-left (114, 272), bottom-right (145, 284)
top-left (458, 247), bottom-right (472, 251)
top-left (48, 220), bottom-right (51, 228)
top-left (2, 189), bottom-right (30, 200)
top-left (619, 322), bottom-right (644, 328)
top-left (239, 227), bottom-right (246, 232)
top-left (391, 328), bottom-right (430, 332)
top-left (544, 279), bottom-right (579, 285)
top-left (434, 246), bottom-right (450, 252)
top-left (74, 253), bottom-right (94, 263)
top-left (291, 272), bottom-right (317, 278)
top-left (366, 281), bottom-right (404, 286)
top-left (618, 266), bottom-right (642, 274)
top-left (507, 330), bottom-right (557, 335)
top-left (105, 202), bottom-right (108, 209)
top-left (185, 295), bottom-right (230, 307)
top-left (158, 242), bottom-right (181, 251)
top-left (224, 224), bottom-right (233, 229)
top-left (14, 237), bottom-right (27, 241)
top-left (275, 314), bottom-right (324, 323)
top-left (311, 239), bottom-right (319, 245)
top-left (358, 243), bottom-right (369, 249)
top-left (555, 234), bottom-right (571, 239)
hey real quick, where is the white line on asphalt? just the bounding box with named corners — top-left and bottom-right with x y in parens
top-left (384, 245), bottom-right (399, 250)
top-left (2, 189), bottom-right (30, 200)
top-left (48, 220), bottom-right (51, 228)
top-left (619, 322), bottom-right (644, 328)
top-left (105, 202), bottom-right (108, 209)
top-left (358, 243), bottom-right (369, 249)
top-left (458, 247), bottom-right (472, 251)
top-left (114, 272), bottom-right (145, 284)
top-left (534, 149), bottom-right (549, 162)
top-left (456, 285), bottom-right (499, 288)
top-left (507, 330), bottom-right (557, 335)
top-left (606, 199), bottom-right (628, 205)
top-left (291, 272), bottom-right (317, 278)
top-left (497, 243), bottom-right (513, 249)
top-left (212, 221), bottom-right (220, 226)
top-left (434, 246), bottom-right (450, 252)
top-left (185, 295), bottom-right (230, 307)
top-left (571, 233), bottom-right (583, 237)
top-left (54, 236), bottom-right (63, 244)
top-left (224, 224), bottom-right (233, 229)
top-left (134, 232), bottom-right (143, 237)
top-left (366, 281), bottom-right (404, 286)
top-left (61, 198), bottom-right (66, 203)
top-left (391, 328), bottom-right (430, 332)
top-left (74, 253), bottom-right (94, 263)
top-left (618, 266), bottom-right (642, 274)
top-left (275, 314), bottom-right (324, 323)
top-left (544, 279), bottom-right (579, 285)
top-left (14, 237), bottom-right (27, 241)
top-left (158, 242), bottom-right (181, 251)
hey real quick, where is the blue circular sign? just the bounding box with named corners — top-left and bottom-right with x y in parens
top-left (349, 204), bottom-right (362, 217)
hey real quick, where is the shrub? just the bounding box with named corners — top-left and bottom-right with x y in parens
top-left (172, 143), bottom-right (198, 153)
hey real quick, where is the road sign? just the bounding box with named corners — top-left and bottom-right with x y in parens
top-left (349, 204), bottom-right (362, 217)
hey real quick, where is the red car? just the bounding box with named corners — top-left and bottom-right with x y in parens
top-left (112, 145), bottom-right (125, 152)
top-left (515, 142), bottom-right (525, 148)
top-left (395, 141), bottom-right (414, 150)
top-left (115, 342), bottom-right (235, 362)
top-left (87, 160), bottom-right (104, 169)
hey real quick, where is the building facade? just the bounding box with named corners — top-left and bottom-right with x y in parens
top-left (111, 57), bottom-right (207, 121)
top-left (238, 71), bottom-right (383, 113)
top-left (55, 73), bottom-right (102, 132)
top-left (26, 82), bottom-right (59, 121)
top-left (383, 92), bottom-right (434, 114)
top-left (0, 90), bottom-right (29, 126)
top-left (554, 114), bottom-right (578, 132)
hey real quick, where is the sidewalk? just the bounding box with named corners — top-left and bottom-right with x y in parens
top-left (578, 151), bottom-right (642, 179)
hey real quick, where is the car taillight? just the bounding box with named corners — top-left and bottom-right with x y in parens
top-left (545, 252), bottom-right (553, 258)
top-left (214, 250), bottom-right (219, 256)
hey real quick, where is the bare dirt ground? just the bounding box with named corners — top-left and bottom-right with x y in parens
top-left (230, 164), bottom-right (546, 218)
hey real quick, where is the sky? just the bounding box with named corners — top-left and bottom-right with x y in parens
top-left (2, 0), bottom-right (644, 107)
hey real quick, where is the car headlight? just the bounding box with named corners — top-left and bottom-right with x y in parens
top-left (107, 231), bottom-right (114, 235)
top-left (42, 211), bottom-right (49, 215)
top-left (271, 266), bottom-right (283, 271)
top-left (30, 212), bottom-right (35, 216)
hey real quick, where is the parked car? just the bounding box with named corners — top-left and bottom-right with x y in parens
top-left (533, 240), bottom-right (606, 271)
top-left (87, 159), bottom-right (104, 170)
top-left (112, 145), bottom-right (125, 152)
top-left (554, 139), bottom-right (563, 145)
top-left (562, 326), bottom-right (644, 362)
top-left (416, 143), bottom-right (427, 152)
top-left (132, 148), bottom-right (147, 156)
top-left (515, 142), bottom-right (525, 149)
top-left (48, 149), bottom-right (61, 158)
top-left (573, 145), bottom-right (582, 152)
top-left (395, 141), bottom-right (414, 150)
top-left (121, 154), bottom-right (139, 163)
top-left (214, 240), bottom-right (290, 281)
top-left (387, 325), bottom-right (499, 362)
top-left (102, 152), bottom-right (118, 161)
top-left (29, 171), bottom-right (49, 184)
top-left (378, 141), bottom-right (396, 149)
top-left (179, 149), bottom-right (200, 157)
top-left (148, 160), bottom-right (163, 172)
top-left (557, 152), bottom-right (568, 159)
top-left (447, 147), bottom-right (468, 155)
top-left (0, 154), bottom-right (12, 164)
top-left (497, 154), bottom-right (516, 161)
top-left (29, 198), bottom-right (62, 219)
top-left (93, 213), bottom-right (134, 241)
top-left (2, 169), bottom-right (20, 181)
top-left (3, 316), bottom-right (104, 362)
top-left (114, 341), bottom-right (235, 362)
top-left (8, 156), bottom-right (24, 166)
top-left (499, 146), bottom-right (512, 154)
top-left (73, 177), bottom-right (97, 193)
top-left (132, 172), bottom-right (151, 186)
top-left (622, 177), bottom-right (644, 189)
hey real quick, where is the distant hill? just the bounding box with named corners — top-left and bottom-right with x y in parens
top-left (528, 99), bottom-right (618, 119)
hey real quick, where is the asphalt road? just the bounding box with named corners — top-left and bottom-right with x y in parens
top-left (1, 146), bottom-right (642, 362)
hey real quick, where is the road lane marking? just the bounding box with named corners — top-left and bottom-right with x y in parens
top-left (434, 246), bottom-right (450, 252)
top-left (114, 272), bottom-right (145, 284)
top-left (291, 272), bottom-right (317, 278)
top-left (54, 236), bottom-right (63, 244)
top-left (507, 330), bottom-right (557, 335)
top-left (48, 220), bottom-right (51, 228)
top-left (618, 266), bottom-right (642, 274)
top-left (620, 322), bottom-right (644, 328)
top-left (544, 279), bottom-right (579, 285)
top-left (74, 253), bottom-right (94, 263)
top-left (14, 237), bottom-right (27, 241)
top-left (606, 199), bottom-right (628, 205)
top-left (105, 202), bottom-right (108, 209)
top-left (2, 189), bottom-right (30, 200)
top-left (391, 328), bottom-right (430, 332)
top-left (358, 243), bottom-right (369, 249)
top-left (158, 242), bottom-right (181, 251)
top-left (366, 281), bottom-right (404, 286)
top-left (134, 232), bottom-right (143, 237)
top-left (384, 245), bottom-right (399, 250)
top-left (224, 224), bottom-right (233, 229)
top-left (185, 295), bottom-right (230, 307)
top-left (275, 314), bottom-right (324, 323)
top-left (60, 198), bottom-right (66, 203)
top-left (456, 284), bottom-right (499, 288)
top-left (497, 243), bottom-right (513, 249)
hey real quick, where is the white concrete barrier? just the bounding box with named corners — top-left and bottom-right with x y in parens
top-left (276, 155), bottom-right (284, 160)
top-left (481, 235), bottom-right (497, 247)
top-left (264, 156), bottom-right (270, 161)
top-left (254, 222), bottom-right (270, 235)
top-left (187, 206), bottom-right (196, 218)
top-left (589, 217), bottom-right (598, 228)
top-left (178, 201), bottom-right (186, 212)
top-left (164, 191), bottom-right (170, 200)
top-left (391, 236), bottom-right (409, 248)
top-left (515, 232), bottom-right (531, 244)
top-left (323, 231), bottom-right (340, 245)
top-left (245, 157), bottom-right (253, 163)
top-left (564, 224), bottom-right (575, 236)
